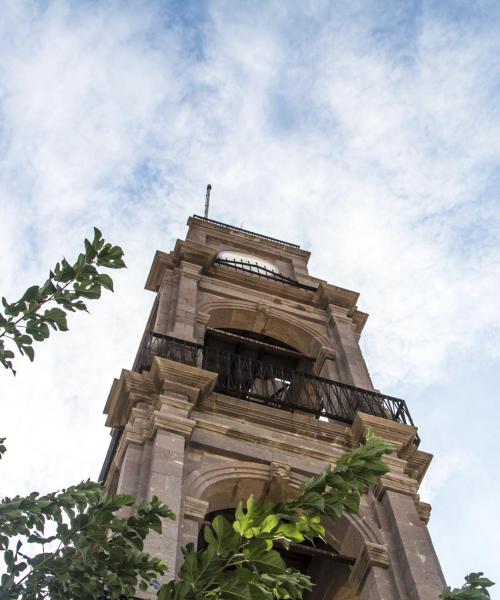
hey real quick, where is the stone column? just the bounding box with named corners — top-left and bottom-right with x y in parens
top-left (350, 413), bottom-right (446, 600)
top-left (376, 485), bottom-right (446, 600)
top-left (154, 269), bottom-right (179, 334)
top-left (138, 357), bottom-right (218, 592)
top-left (327, 305), bottom-right (373, 389)
top-left (115, 437), bottom-right (143, 496)
top-left (169, 261), bottom-right (203, 341)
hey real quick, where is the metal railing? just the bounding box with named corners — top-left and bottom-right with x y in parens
top-left (192, 215), bottom-right (301, 249)
top-left (215, 257), bottom-right (317, 292)
top-left (136, 333), bottom-right (419, 443)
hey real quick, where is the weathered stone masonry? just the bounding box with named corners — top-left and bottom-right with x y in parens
top-left (100, 215), bottom-right (446, 599)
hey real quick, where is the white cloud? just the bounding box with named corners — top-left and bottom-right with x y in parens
top-left (419, 448), bottom-right (471, 503)
top-left (1, 0), bottom-right (500, 588)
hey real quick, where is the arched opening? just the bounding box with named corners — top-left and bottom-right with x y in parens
top-left (201, 305), bottom-right (326, 358)
top-left (197, 508), bottom-right (358, 600)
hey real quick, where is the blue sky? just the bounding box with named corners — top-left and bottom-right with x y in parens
top-left (1, 0), bottom-right (499, 592)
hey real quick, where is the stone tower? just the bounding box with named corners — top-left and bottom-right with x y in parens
top-left (100, 215), bottom-right (445, 599)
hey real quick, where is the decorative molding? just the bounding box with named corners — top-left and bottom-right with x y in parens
top-left (195, 312), bottom-right (211, 326)
top-left (373, 473), bottom-right (418, 500)
top-left (269, 460), bottom-right (291, 499)
top-left (403, 445), bottom-right (433, 485)
top-left (104, 370), bottom-right (153, 428)
top-left (199, 392), bottom-right (348, 446)
top-left (150, 357), bottom-right (218, 403)
top-left (270, 460), bottom-right (291, 481)
top-left (179, 260), bottom-right (204, 281)
top-left (184, 496), bottom-right (209, 522)
top-left (151, 411), bottom-right (196, 440)
top-left (314, 283), bottom-right (359, 313)
top-left (349, 542), bottom-right (390, 594)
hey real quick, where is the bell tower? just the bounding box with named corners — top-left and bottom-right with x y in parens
top-left (100, 215), bottom-right (445, 599)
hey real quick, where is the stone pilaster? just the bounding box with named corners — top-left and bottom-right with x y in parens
top-left (379, 490), bottom-right (446, 599)
top-left (327, 305), bottom-right (373, 389)
top-left (169, 261), bottom-right (203, 341)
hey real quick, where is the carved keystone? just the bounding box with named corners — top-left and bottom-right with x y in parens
top-left (349, 542), bottom-right (390, 595)
top-left (268, 461), bottom-right (291, 500)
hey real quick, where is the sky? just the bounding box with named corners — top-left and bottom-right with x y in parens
top-left (0, 0), bottom-right (499, 592)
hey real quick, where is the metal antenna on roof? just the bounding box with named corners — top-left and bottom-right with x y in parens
top-left (204, 184), bottom-right (212, 218)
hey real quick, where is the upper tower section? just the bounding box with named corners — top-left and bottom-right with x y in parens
top-left (139, 214), bottom-right (372, 390)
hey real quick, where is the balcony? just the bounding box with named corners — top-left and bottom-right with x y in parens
top-left (135, 332), bottom-right (419, 445)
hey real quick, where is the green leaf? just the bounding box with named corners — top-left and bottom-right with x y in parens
top-left (24, 346), bottom-right (35, 362)
top-left (97, 273), bottom-right (113, 292)
top-left (21, 286), bottom-right (40, 303)
top-left (75, 284), bottom-right (101, 299)
top-left (43, 308), bottom-right (68, 331)
top-left (243, 539), bottom-right (285, 574)
top-left (218, 572), bottom-right (253, 600)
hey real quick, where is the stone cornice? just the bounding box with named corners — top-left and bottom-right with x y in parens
top-left (150, 357), bottom-right (218, 404)
top-left (373, 473), bottom-right (419, 500)
top-left (314, 283), bottom-right (359, 313)
top-left (187, 215), bottom-right (310, 259)
top-left (104, 369), bottom-right (153, 428)
top-left (349, 542), bottom-right (390, 594)
top-left (145, 250), bottom-right (176, 292)
top-left (401, 445), bottom-right (433, 484)
top-left (199, 392), bottom-right (348, 444)
top-left (151, 410), bottom-right (196, 439)
top-left (145, 241), bottom-right (215, 291)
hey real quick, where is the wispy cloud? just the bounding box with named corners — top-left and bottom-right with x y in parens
top-left (1, 0), bottom-right (499, 587)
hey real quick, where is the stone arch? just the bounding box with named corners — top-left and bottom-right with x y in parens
top-left (183, 460), bottom-right (272, 513)
top-left (198, 300), bottom-right (329, 358)
top-left (183, 459), bottom-right (382, 553)
top-left (182, 461), bottom-right (383, 600)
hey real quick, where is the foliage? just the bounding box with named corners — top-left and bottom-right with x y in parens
top-left (440, 573), bottom-right (495, 599)
top-left (0, 482), bottom-right (173, 599)
top-left (0, 230), bottom-right (494, 599)
top-left (0, 227), bottom-right (125, 374)
top-left (157, 431), bottom-right (393, 600)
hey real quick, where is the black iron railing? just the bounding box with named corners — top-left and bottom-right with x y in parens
top-left (215, 258), bottom-right (317, 292)
top-left (136, 333), bottom-right (418, 443)
top-left (192, 215), bottom-right (301, 249)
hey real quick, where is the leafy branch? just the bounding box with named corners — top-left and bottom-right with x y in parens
top-left (0, 227), bottom-right (126, 374)
top-left (0, 482), bottom-right (174, 599)
top-left (440, 573), bottom-right (494, 599)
